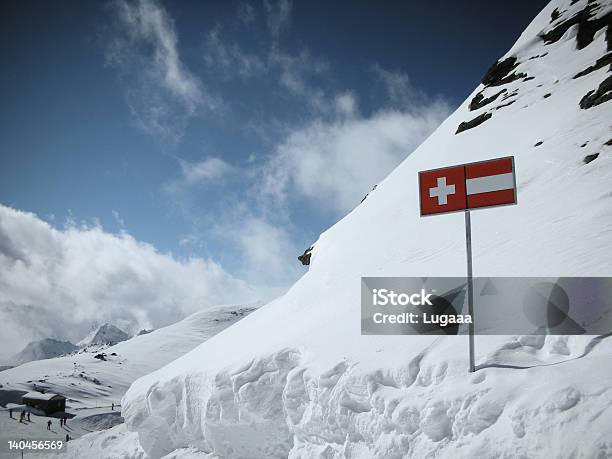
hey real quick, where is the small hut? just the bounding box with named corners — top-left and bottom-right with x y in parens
top-left (22, 392), bottom-right (66, 415)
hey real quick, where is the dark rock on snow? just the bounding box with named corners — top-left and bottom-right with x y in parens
top-left (584, 153), bottom-right (599, 164)
top-left (469, 89), bottom-right (506, 111)
top-left (550, 8), bottom-right (563, 23)
top-left (481, 56), bottom-right (526, 87)
top-left (360, 184), bottom-right (378, 203)
top-left (580, 75), bottom-right (612, 109)
top-left (298, 246), bottom-right (314, 266)
top-left (574, 52), bottom-right (612, 79)
top-left (495, 100), bottom-right (516, 110)
top-left (528, 53), bottom-right (548, 60)
top-left (540, 4), bottom-right (611, 51)
top-left (456, 112), bottom-right (492, 134)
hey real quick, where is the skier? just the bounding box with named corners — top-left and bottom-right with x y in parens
top-left (111, 403), bottom-right (114, 411)
top-left (27, 412), bottom-right (30, 422)
top-left (47, 420), bottom-right (52, 430)
top-left (8, 408), bottom-right (12, 418)
top-left (65, 433), bottom-right (70, 442)
top-left (19, 411), bottom-right (24, 423)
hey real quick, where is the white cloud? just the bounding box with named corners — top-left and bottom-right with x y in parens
top-left (202, 28), bottom-right (330, 114)
top-left (374, 66), bottom-right (429, 109)
top-left (0, 204), bottom-right (261, 361)
top-left (164, 157), bottom-right (236, 196)
top-left (204, 28), bottom-right (266, 80)
top-left (210, 206), bottom-right (303, 288)
top-left (260, 100), bottom-right (451, 214)
top-left (106, 0), bottom-right (217, 141)
top-left (233, 216), bottom-right (299, 284)
top-left (237, 2), bottom-right (257, 25)
top-left (334, 92), bottom-right (358, 117)
top-left (112, 210), bottom-right (127, 230)
top-left (268, 46), bottom-right (330, 112)
top-left (180, 157), bottom-right (235, 184)
top-left (202, 5), bottom-right (330, 114)
top-left (263, 0), bottom-right (292, 38)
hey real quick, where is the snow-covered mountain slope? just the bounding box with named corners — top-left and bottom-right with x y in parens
top-left (0, 304), bottom-right (256, 409)
top-left (68, 1), bottom-right (612, 457)
top-left (78, 324), bottom-right (130, 347)
top-left (10, 338), bottom-right (79, 366)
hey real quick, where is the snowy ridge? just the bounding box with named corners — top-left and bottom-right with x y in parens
top-left (69, 0), bottom-right (612, 457)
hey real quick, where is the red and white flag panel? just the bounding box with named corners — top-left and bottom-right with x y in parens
top-left (419, 156), bottom-right (516, 216)
top-left (465, 157), bottom-right (516, 209)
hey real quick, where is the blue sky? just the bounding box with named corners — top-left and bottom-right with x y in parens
top-left (0, 0), bottom-right (548, 329)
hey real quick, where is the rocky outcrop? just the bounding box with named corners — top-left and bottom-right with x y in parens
top-left (298, 246), bottom-right (313, 266)
top-left (580, 75), bottom-right (612, 108)
top-left (469, 89), bottom-right (507, 111)
top-left (481, 56), bottom-right (526, 87)
top-left (456, 112), bottom-right (492, 134)
top-left (540, 4), bottom-right (611, 50)
top-left (574, 52), bottom-right (612, 79)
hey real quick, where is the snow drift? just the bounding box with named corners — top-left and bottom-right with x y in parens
top-left (69, 0), bottom-right (612, 457)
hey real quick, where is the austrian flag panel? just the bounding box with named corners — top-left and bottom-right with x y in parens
top-left (419, 156), bottom-right (516, 216)
top-left (465, 157), bottom-right (516, 209)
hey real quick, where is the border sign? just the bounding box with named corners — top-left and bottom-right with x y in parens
top-left (419, 156), bottom-right (517, 216)
top-left (418, 156), bottom-right (517, 372)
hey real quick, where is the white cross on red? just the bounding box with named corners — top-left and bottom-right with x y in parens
top-left (429, 177), bottom-right (456, 205)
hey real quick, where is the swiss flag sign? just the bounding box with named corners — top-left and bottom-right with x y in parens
top-left (419, 156), bottom-right (516, 216)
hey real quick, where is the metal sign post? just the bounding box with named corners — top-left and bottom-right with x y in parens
top-left (419, 156), bottom-right (517, 373)
top-left (464, 210), bottom-right (475, 373)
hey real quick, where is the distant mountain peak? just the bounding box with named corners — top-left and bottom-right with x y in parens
top-left (10, 338), bottom-right (78, 365)
top-left (79, 323), bottom-right (129, 347)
